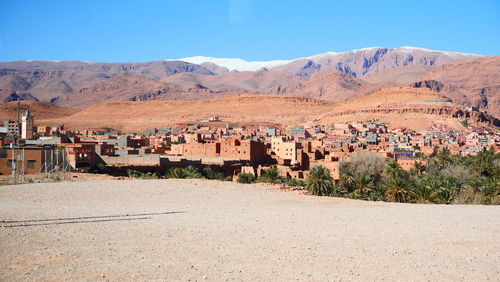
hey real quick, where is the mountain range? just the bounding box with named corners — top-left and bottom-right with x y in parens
top-left (0, 46), bottom-right (498, 118)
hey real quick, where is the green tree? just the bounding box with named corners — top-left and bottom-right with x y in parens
top-left (306, 165), bottom-right (334, 196)
top-left (385, 177), bottom-right (409, 202)
top-left (385, 160), bottom-right (402, 179)
top-left (410, 177), bottom-right (439, 204)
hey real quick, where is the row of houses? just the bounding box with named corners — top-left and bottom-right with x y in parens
top-left (0, 111), bottom-right (498, 179)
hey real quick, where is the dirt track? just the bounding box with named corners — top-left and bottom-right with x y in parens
top-left (1, 179), bottom-right (499, 281)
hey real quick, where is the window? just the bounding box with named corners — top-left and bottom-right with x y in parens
top-left (27, 160), bottom-right (36, 169)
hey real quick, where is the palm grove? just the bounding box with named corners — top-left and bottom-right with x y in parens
top-left (240, 148), bottom-right (499, 205)
top-left (126, 148), bottom-right (499, 205)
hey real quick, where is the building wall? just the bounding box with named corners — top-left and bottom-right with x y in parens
top-left (397, 159), bottom-right (428, 171)
top-left (0, 147), bottom-right (53, 175)
top-left (62, 143), bottom-right (96, 171)
top-left (183, 142), bottom-right (219, 158)
top-left (21, 114), bottom-right (34, 139)
top-left (271, 137), bottom-right (298, 164)
top-left (309, 160), bottom-right (340, 180)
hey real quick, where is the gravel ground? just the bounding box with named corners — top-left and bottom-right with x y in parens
top-left (0, 179), bottom-right (499, 281)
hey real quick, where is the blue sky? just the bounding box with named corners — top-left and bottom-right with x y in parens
top-left (0, 0), bottom-right (498, 62)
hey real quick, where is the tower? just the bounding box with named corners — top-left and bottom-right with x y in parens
top-left (21, 110), bottom-right (34, 139)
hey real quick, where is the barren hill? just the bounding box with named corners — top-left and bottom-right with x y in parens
top-left (291, 70), bottom-right (392, 101)
top-left (41, 95), bottom-right (335, 131)
top-left (363, 65), bottom-right (434, 85)
top-left (53, 75), bottom-right (227, 108)
top-left (0, 60), bottom-right (214, 101)
top-left (0, 101), bottom-right (76, 122)
top-left (415, 56), bottom-right (500, 117)
top-left (27, 88), bottom-right (497, 132)
top-left (162, 70), bottom-right (305, 94)
top-left (317, 87), bottom-right (494, 130)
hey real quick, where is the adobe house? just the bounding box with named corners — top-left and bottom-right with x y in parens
top-left (397, 159), bottom-right (428, 171)
top-left (60, 143), bottom-right (96, 171)
top-left (270, 137), bottom-right (300, 165)
top-left (219, 138), bottom-right (267, 165)
top-left (0, 145), bottom-right (57, 175)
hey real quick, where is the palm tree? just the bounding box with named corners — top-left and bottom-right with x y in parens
top-left (468, 176), bottom-right (485, 193)
top-left (413, 161), bottom-right (427, 175)
top-left (306, 165), bottom-right (334, 196)
top-left (410, 178), bottom-right (438, 204)
top-left (339, 166), bottom-right (356, 193)
top-left (436, 177), bottom-right (462, 204)
top-left (165, 167), bottom-right (189, 179)
top-left (481, 176), bottom-right (499, 204)
top-left (385, 177), bottom-right (409, 202)
top-left (184, 166), bottom-right (202, 178)
top-left (354, 175), bottom-right (373, 195)
top-left (385, 160), bottom-right (402, 179)
top-left (367, 184), bottom-right (387, 201)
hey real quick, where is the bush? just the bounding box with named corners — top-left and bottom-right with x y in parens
top-left (204, 167), bottom-right (231, 181)
top-left (97, 163), bottom-right (109, 174)
top-left (184, 166), bottom-right (203, 179)
top-left (165, 167), bottom-right (189, 179)
top-left (286, 178), bottom-right (306, 187)
top-left (257, 166), bottom-right (281, 184)
top-left (237, 173), bottom-right (255, 184)
top-left (127, 169), bottom-right (158, 179)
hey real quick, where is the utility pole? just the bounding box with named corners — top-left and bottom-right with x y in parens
top-left (11, 101), bottom-right (21, 181)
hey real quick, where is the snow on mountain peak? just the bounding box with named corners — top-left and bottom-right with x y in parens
top-left (168, 47), bottom-right (482, 72)
top-left (168, 56), bottom-right (291, 72)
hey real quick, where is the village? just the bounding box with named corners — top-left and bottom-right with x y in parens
top-left (0, 110), bottom-right (498, 182)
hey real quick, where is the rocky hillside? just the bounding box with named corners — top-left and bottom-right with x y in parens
top-left (42, 95), bottom-right (335, 131)
top-left (414, 56), bottom-right (500, 117)
top-left (291, 70), bottom-right (393, 101)
top-left (0, 89), bottom-right (39, 103)
top-left (162, 70), bottom-right (305, 94)
top-left (53, 75), bottom-right (225, 108)
top-left (271, 47), bottom-right (480, 78)
top-left (0, 47), bottom-right (495, 115)
top-left (0, 60), bottom-right (214, 101)
top-left (19, 88), bottom-right (496, 132)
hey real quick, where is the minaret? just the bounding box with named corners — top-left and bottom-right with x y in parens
top-left (21, 110), bottom-right (34, 139)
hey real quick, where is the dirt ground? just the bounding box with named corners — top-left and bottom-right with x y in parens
top-left (0, 179), bottom-right (499, 281)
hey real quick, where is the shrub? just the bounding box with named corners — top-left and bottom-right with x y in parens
top-left (343, 152), bottom-right (386, 186)
top-left (127, 169), bottom-right (158, 179)
top-left (184, 166), bottom-right (202, 179)
top-left (286, 178), bottom-right (306, 187)
top-left (258, 166), bottom-right (281, 184)
top-left (204, 167), bottom-right (231, 181)
top-left (97, 163), bottom-right (109, 174)
top-left (237, 173), bottom-right (255, 184)
top-left (165, 167), bottom-right (189, 179)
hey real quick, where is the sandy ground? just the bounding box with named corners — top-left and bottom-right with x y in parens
top-left (0, 179), bottom-right (499, 281)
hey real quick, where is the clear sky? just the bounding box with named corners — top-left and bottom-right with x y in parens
top-left (0, 0), bottom-right (499, 62)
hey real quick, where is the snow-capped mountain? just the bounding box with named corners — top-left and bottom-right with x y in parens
top-left (170, 56), bottom-right (292, 72)
top-left (170, 47), bottom-right (482, 77)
